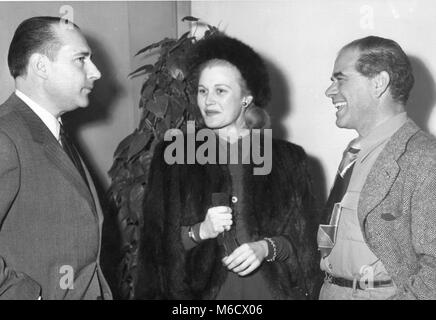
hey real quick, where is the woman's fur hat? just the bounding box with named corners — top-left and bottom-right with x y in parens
top-left (189, 33), bottom-right (271, 108)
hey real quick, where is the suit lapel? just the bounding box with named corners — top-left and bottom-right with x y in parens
top-left (11, 94), bottom-right (96, 213)
top-left (44, 141), bottom-right (96, 212)
top-left (358, 120), bottom-right (420, 229)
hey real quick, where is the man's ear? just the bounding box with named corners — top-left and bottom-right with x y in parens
top-left (373, 71), bottom-right (390, 98)
top-left (28, 53), bottom-right (50, 80)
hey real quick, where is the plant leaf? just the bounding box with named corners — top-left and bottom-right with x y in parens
top-left (128, 64), bottom-right (154, 78)
top-left (169, 32), bottom-right (191, 53)
top-left (107, 162), bottom-right (121, 181)
top-left (134, 42), bottom-right (161, 57)
top-left (172, 79), bottom-right (186, 94)
top-left (113, 132), bottom-right (136, 159)
top-left (130, 161), bottom-right (145, 178)
top-left (179, 30), bottom-right (191, 42)
top-left (168, 97), bottom-right (185, 122)
top-left (117, 206), bottom-right (131, 226)
top-left (127, 132), bottom-right (152, 161)
top-left (135, 37), bottom-right (173, 56)
top-left (146, 96), bottom-right (168, 119)
top-left (160, 39), bottom-right (177, 49)
top-left (182, 16), bottom-right (199, 22)
top-left (155, 119), bottom-right (169, 139)
top-left (129, 183), bottom-right (145, 206)
top-left (141, 84), bottom-right (155, 101)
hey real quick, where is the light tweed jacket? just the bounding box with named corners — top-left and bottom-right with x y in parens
top-left (359, 119), bottom-right (436, 299)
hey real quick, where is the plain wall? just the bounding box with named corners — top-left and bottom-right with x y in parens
top-left (192, 0), bottom-right (436, 203)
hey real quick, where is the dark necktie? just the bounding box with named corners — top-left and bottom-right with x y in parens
top-left (59, 124), bottom-right (90, 189)
top-left (322, 146), bottom-right (360, 224)
top-left (318, 145), bottom-right (360, 257)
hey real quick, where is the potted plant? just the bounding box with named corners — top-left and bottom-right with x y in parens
top-left (108, 17), bottom-right (218, 299)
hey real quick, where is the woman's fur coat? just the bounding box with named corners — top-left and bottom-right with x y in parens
top-left (135, 137), bottom-right (322, 299)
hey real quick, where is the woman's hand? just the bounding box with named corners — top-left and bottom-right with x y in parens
top-left (199, 206), bottom-right (233, 240)
top-left (222, 241), bottom-right (268, 276)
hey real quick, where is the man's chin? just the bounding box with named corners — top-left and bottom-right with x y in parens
top-left (76, 98), bottom-right (90, 108)
top-left (335, 119), bottom-right (355, 131)
top-left (335, 118), bottom-right (347, 129)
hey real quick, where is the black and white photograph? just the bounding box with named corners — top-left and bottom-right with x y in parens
top-left (1, 0), bottom-right (436, 309)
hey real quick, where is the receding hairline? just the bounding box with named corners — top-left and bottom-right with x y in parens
top-left (49, 20), bottom-right (82, 43)
top-left (43, 22), bottom-right (92, 61)
top-left (331, 46), bottom-right (361, 76)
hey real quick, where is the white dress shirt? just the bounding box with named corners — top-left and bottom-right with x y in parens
top-left (15, 89), bottom-right (61, 142)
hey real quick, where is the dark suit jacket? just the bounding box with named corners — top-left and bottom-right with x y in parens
top-left (0, 93), bottom-right (112, 300)
top-left (359, 120), bottom-right (436, 299)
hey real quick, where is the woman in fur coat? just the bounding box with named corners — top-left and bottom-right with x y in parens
top-left (135, 34), bottom-right (321, 300)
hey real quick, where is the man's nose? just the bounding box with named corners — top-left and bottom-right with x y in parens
top-left (87, 60), bottom-right (101, 81)
top-left (325, 82), bottom-right (337, 98)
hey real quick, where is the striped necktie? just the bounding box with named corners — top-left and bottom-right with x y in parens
top-left (322, 145), bottom-right (360, 225)
top-left (318, 145), bottom-right (360, 257)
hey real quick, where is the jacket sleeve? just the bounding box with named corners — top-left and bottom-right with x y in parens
top-left (0, 131), bottom-right (41, 300)
top-left (391, 166), bottom-right (436, 299)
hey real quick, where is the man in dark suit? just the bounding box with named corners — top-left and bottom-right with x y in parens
top-left (0, 16), bottom-right (112, 299)
top-left (318, 36), bottom-right (436, 299)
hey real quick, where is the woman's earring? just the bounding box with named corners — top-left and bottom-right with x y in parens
top-left (242, 101), bottom-right (248, 107)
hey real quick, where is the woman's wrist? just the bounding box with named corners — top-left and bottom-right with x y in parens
top-left (259, 240), bottom-right (269, 259)
top-left (190, 223), bottom-right (204, 242)
top-left (198, 222), bottom-right (206, 240)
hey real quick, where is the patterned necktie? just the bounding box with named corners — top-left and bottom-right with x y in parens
top-left (59, 124), bottom-right (90, 189)
top-left (318, 145), bottom-right (360, 257)
top-left (338, 146), bottom-right (360, 178)
top-left (322, 145), bottom-right (360, 224)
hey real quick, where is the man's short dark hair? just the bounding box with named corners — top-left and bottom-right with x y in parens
top-left (8, 16), bottom-right (78, 78)
top-left (343, 36), bottom-right (414, 105)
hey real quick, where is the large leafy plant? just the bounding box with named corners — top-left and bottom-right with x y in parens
top-left (108, 17), bottom-right (218, 299)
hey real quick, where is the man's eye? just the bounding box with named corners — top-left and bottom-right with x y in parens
top-left (76, 57), bottom-right (85, 63)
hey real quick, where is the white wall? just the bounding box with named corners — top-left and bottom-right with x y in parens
top-left (192, 0), bottom-right (436, 200)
